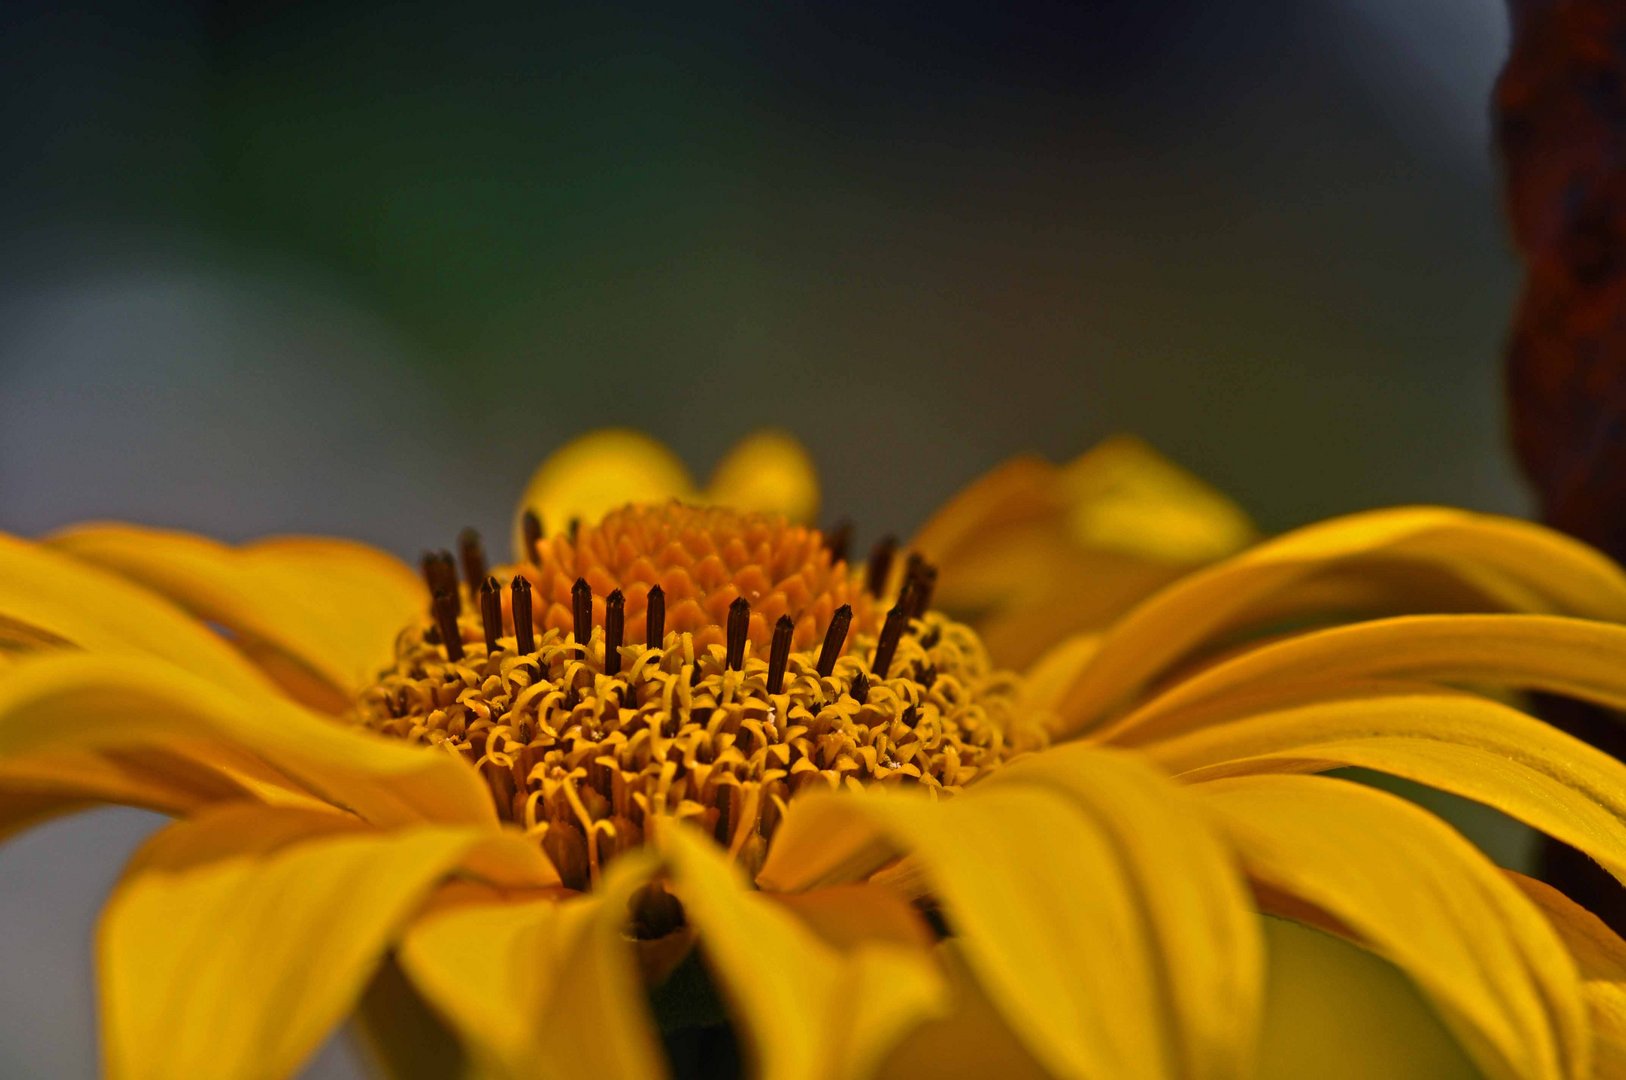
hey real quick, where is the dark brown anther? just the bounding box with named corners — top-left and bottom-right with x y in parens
top-left (568, 517), bottom-right (581, 543)
top-left (520, 509), bottom-right (543, 566)
top-left (903, 551), bottom-right (925, 590)
top-left (479, 576), bottom-right (503, 653)
top-left (909, 566), bottom-right (938, 618)
top-left (725, 596), bottom-right (750, 671)
top-left (865, 535), bottom-right (897, 597)
top-left (823, 519), bottom-right (853, 566)
top-left (871, 605), bottom-right (907, 680)
top-left (766, 615), bottom-right (794, 693)
top-left (604, 589), bottom-right (625, 675)
top-left (458, 528), bottom-right (488, 595)
top-left (849, 670), bottom-right (869, 704)
top-left (815, 604), bottom-right (852, 678)
top-left (572, 577), bottom-right (593, 644)
top-left (645, 584), bottom-right (666, 646)
top-left (421, 550), bottom-right (458, 611)
top-left (432, 590), bottom-right (464, 661)
top-left (510, 576), bottom-right (535, 653)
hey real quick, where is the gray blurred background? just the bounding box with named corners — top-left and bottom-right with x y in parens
top-left (0, 0), bottom-right (1516, 1075)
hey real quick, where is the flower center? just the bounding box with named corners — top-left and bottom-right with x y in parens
top-left (354, 503), bottom-right (1042, 889)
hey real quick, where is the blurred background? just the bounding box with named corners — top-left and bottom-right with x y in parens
top-left (0, 0), bottom-right (1515, 1075)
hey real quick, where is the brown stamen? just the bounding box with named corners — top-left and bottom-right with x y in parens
top-left (420, 550), bottom-right (457, 611)
top-left (432, 590), bottom-right (464, 661)
top-left (458, 528), bottom-right (488, 595)
top-left (815, 604), bottom-right (852, 678)
top-left (823, 519), bottom-right (853, 566)
top-left (850, 670), bottom-right (869, 704)
top-left (479, 575), bottom-right (503, 653)
top-left (604, 589), bottom-right (625, 675)
top-left (871, 605), bottom-right (907, 679)
top-left (572, 577), bottom-right (592, 644)
top-left (511, 575), bottom-right (536, 653)
top-left (865, 535), bottom-right (897, 597)
top-left (725, 596), bottom-right (750, 671)
top-left (645, 584), bottom-right (666, 646)
top-left (766, 614), bottom-right (794, 693)
top-left (520, 509), bottom-right (543, 566)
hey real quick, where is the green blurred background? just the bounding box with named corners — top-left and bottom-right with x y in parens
top-left (0, 0), bottom-right (1518, 1075)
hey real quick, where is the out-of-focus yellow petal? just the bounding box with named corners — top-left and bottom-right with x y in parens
top-left (912, 440), bottom-right (1253, 666)
top-left (49, 525), bottom-right (422, 708)
top-left (1256, 917), bottom-right (1478, 1079)
top-left (1057, 436), bottom-right (1256, 563)
top-left (661, 825), bottom-right (944, 1080)
top-left (1052, 508), bottom-right (1626, 736)
top-left (986, 744), bottom-right (1263, 1080)
top-left (0, 653), bottom-right (505, 830)
top-left (1511, 873), bottom-right (1626, 1076)
top-left (1194, 774), bottom-right (1588, 1080)
top-left (399, 853), bottom-right (666, 1080)
top-left (1019, 631), bottom-right (1102, 716)
top-left (1143, 689), bottom-right (1626, 887)
top-left (759, 784), bottom-right (1173, 1080)
top-left (0, 532), bottom-right (276, 697)
top-left (1104, 614), bottom-right (1626, 745)
top-left (875, 940), bottom-right (1053, 1080)
top-left (703, 430), bottom-right (819, 523)
top-left (99, 805), bottom-right (526, 1080)
top-left (512, 429), bottom-right (696, 557)
top-left (766, 882), bottom-right (934, 953)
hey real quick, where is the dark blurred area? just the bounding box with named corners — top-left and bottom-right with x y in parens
top-left (0, 1), bottom-right (1514, 1076)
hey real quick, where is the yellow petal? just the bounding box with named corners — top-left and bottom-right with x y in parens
top-left (1143, 689), bottom-right (1626, 887)
top-left (49, 524), bottom-right (422, 707)
top-left (758, 784), bottom-right (1174, 1079)
top-left (1106, 614), bottom-right (1626, 745)
top-left (986, 744), bottom-right (1264, 1080)
top-left (99, 805), bottom-right (526, 1080)
top-left (0, 532), bottom-right (276, 697)
top-left (661, 825), bottom-right (945, 1080)
top-left (1193, 774), bottom-right (1588, 1080)
top-left (912, 440), bottom-right (1253, 666)
top-left (399, 853), bottom-right (667, 1080)
top-left (1057, 435), bottom-right (1257, 563)
top-left (1053, 508), bottom-right (1626, 736)
top-left (875, 940), bottom-right (1053, 1080)
top-left (1255, 917), bottom-right (1478, 1079)
top-left (512, 429), bottom-right (696, 556)
top-left (703, 429), bottom-right (820, 523)
top-left (1510, 873), bottom-right (1626, 1077)
top-left (0, 652), bottom-right (503, 830)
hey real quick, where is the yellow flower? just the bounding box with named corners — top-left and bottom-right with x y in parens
top-left (4, 428), bottom-right (1626, 1079)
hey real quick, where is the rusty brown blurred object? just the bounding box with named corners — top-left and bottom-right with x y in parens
top-left (1498, 0), bottom-right (1626, 929)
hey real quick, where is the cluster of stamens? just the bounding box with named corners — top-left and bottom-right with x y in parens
top-left (353, 504), bottom-right (1042, 889)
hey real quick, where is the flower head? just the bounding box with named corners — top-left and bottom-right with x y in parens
top-left (4, 429), bottom-right (1626, 1079)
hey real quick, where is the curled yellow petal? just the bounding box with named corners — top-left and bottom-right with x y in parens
top-left (0, 532), bottom-right (276, 697)
top-left (49, 524), bottom-right (422, 707)
top-left (1053, 508), bottom-right (1626, 736)
top-left (1142, 689), bottom-right (1626, 888)
top-left (759, 784), bottom-right (1173, 1080)
top-left (1255, 917), bottom-right (1478, 1079)
top-left (661, 824), bottom-right (945, 1080)
top-left (399, 853), bottom-right (667, 1080)
top-left (912, 439), bottom-right (1253, 667)
top-left (987, 744), bottom-right (1263, 1080)
top-left (1106, 614), bottom-right (1626, 745)
top-left (0, 652), bottom-right (503, 830)
top-left (1510, 873), bottom-right (1626, 1076)
top-left (1194, 774), bottom-right (1588, 1080)
top-left (99, 805), bottom-right (527, 1080)
top-left (512, 429), bottom-right (696, 557)
top-left (703, 429), bottom-right (819, 523)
